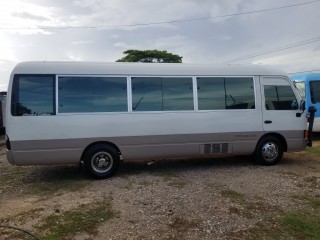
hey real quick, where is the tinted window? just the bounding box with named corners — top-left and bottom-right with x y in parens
top-left (11, 75), bottom-right (55, 116)
top-left (132, 77), bottom-right (193, 111)
top-left (197, 77), bottom-right (255, 110)
top-left (264, 85), bottom-right (298, 110)
top-left (58, 76), bottom-right (127, 113)
top-left (310, 81), bottom-right (320, 104)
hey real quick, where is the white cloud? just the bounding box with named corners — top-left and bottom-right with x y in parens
top-left (252, 47), bottom-right (320, 73)
top-left (0, 1), bottom-right (59, 34)
top-left (113, 42), bottom-right (137, 49)
top-left (0, 0), bottom-right (319, 91)
top-left (72, 40), bottom-right (93, 45)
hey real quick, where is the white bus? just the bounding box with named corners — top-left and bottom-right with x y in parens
top-left (6, 61), bottom-right (307, 178)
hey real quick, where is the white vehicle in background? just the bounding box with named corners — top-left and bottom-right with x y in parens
top-left (5, 62), bottom-right (308, 178)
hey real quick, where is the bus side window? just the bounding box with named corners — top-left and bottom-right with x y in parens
top-left (197, 77), bottom-right (255, 110)
top-left (58, 76), bottom-right (127, 113)
top-left (310, 81), bottom-right (320, 104)
top-left (264, 85), bottom-right (298, 110)
top-left (11, 75), bottom-right (55, 116)
top-left (131, 77), bottom-right (193, 111)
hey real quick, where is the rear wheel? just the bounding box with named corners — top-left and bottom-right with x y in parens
top-left (83, 144), bottom-right (120, 179)
top-left (254, 136), bottom-right (283, 165)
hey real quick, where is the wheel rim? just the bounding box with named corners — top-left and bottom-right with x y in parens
top-left (261, 142), bottom-right (278, 161)
top-left (91, 151), bottom-right (113, 173)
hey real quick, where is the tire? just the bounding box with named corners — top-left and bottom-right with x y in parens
top-left (83, 144), bottom-right (120, 179)
top-left (254, 136), bottom-right (283, 165)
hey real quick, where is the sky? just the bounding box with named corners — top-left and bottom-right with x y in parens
top-left (0, 0), bottom-right (319, 91)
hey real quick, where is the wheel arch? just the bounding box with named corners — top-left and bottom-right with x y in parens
top-left (81, 141), bottom-right (122, 162)
top-left (256, 133), bottom-right (288, 152)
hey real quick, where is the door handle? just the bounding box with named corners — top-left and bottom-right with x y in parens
top-left (264, 120), bottom-right (272, 124)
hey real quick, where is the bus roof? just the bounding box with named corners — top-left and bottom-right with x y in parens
top-left (11, 61), bottom-right (287, 77)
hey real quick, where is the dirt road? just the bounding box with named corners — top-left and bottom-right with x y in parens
top-left (0, 144), bottom-right (320, 239)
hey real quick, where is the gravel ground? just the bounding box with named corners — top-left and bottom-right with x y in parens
top-left (0, 145), bottom-right (320, 239)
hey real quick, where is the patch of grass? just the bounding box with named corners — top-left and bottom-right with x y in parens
top-left (30, 179), bottom-right (89, 197)
top-left (228, 211), bottom-right (320, 240)
top-left (0, 166), bottom-right (27, 184)
top-left (220, 189), bottom-right (245, 203)
top-left (283, 211), bottom-right (320, 239)
top-left (0, 164), bottom-right (90, 197)
top-left (294, 193), bottom-right (320, 208)
top-left (231, 193), bottom-right (320, 239)
top-left (305, 146), bottom-right (320, 156)
top-left (281, 180), bottom-right (320, 239)
top-left (37, 197), bottom-right (117, 240)
top-left (22, 166), bottom-right (91, 196)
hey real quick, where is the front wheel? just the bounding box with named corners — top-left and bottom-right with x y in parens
top-left (83, 144), bottom-right (120, 179)
top-left (254, 136), bottom-right (283, 165)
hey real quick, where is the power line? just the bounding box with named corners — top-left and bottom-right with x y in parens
top-left (0, 0), bottom-right (319, 30)
top-left (215, 36), bottom-right (320, 64)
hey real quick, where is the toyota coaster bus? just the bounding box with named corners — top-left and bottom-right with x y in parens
top-left (6, 62), bottom-right (308, 178)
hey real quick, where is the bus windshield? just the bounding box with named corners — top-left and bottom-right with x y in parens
top-left (294, 81), bottom-right (306, 99)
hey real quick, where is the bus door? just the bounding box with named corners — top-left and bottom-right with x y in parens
top-left (260, 76), bottom-right (304, 132)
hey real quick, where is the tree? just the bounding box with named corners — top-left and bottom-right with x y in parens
top-left (116, 49), bottom-right (182, 63)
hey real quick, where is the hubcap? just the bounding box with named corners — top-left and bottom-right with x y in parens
top-left (261, 142), bottom-right (278, 161)
top-left (91, 151), bottom-right (113, 173)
